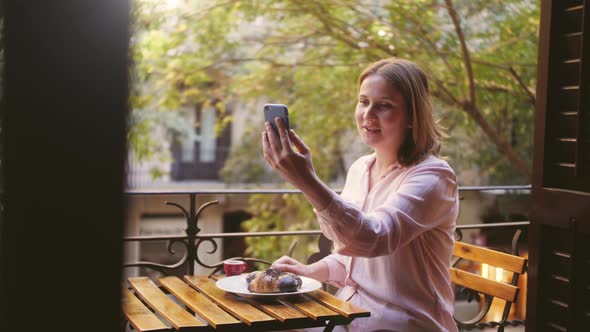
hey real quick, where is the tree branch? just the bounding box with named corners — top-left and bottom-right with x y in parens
top-left (431, 82), bottom-right (531, 179)
top-left (481, 141), bottom-right (531, 176)
top-left (385, 3), bottom-right (464, 96)
top-left (212, 57), bottom-right (360, 69)
top-left (330, 0), bottom-right (464, 94)
top-left (289, 0), bottom-right (393, 57)
top-left (470, 59), bottom-right (537, 69)
top-left (462, 103), bottom-right (531, 178)
top-left (509, 67), bottom-right (536, 107)
top-left (432, 79), bottom-right (463, 107)
top-left (444, 0), bottom-right (477, 106)
top-left (481, 29), bottom-right (538, 54)
top-left (181, 0), bottom-right (242, 19)
top-left (476, 80), bottom-right (525, 98)
top-left (292, 6), bottom-right (361, 51)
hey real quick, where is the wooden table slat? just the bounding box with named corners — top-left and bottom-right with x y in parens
top-left (184, 275), bottom-right (276, 328)
top-left (122, 288), bottom-right (170, 332)
top-left (129, 277), bottom-right (206, 332)
top-left (280, 294), bottom-right (340, 320)
top-left (306, 290), bottom-right (371, 318)
top-left (247, 299), bottom-right (308, 323)
top-left (159, 276), bottom-right (242, 329)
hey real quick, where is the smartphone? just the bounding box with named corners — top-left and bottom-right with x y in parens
top-left (264, 104), bottom-right (290, 139)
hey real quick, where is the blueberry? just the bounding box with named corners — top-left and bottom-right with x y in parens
top-left (278, 277), bottom-right (298, 292)
top-left (246, 272), bottom-right (257, 283)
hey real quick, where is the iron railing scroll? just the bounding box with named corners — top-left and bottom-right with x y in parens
top-left (123, 190), bottom-right (309, 277)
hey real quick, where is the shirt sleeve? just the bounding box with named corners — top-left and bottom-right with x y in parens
top-left (314, 161), bottom-right (458, 257)
top-left (319, 253), bottom-right (348, 287)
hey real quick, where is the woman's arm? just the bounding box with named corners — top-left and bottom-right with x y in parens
top-left (316, 163), bottom-right (458, 257)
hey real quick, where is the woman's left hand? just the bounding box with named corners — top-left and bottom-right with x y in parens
top-left (262, 117), bottom-right (317, 190)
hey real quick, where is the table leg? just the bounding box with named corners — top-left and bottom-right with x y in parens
top-left (323, 320), bottom-right (336, 332)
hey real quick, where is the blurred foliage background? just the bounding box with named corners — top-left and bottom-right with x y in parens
top-left (129, 0), bottom-right (539, 262)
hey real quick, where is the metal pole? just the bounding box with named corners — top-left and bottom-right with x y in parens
top-left (187, 193), bottom-right (197, 275)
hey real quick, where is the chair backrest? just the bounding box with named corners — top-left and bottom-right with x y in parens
top-left (451, 240), bottom-right (528, 331)
top-left (451, 241), bottom-right (527, 302)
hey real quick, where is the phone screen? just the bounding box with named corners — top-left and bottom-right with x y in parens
top-left (264, 104), bottom-right (290, 138)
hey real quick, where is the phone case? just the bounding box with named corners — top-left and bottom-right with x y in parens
top-left (264, 104), bottom-right (289, 138)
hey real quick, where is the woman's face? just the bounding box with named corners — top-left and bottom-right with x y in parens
top-left (355, 74), bottom-right (411, 156)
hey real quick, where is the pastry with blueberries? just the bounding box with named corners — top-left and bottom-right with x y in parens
top-left (246, 268), bottom-right (303, 293)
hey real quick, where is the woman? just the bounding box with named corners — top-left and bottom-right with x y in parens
top-left (261, 58), bottom-right (459, 332)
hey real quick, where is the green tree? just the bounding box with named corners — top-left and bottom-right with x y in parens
top-left (130, 0), bottom-right (539, 261)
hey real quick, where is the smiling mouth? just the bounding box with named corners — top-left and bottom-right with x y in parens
top-left (363, 126), bottom-right (381, 133)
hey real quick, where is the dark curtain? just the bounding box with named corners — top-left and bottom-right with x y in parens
top-left (0, 1), bottom-right (130, 330)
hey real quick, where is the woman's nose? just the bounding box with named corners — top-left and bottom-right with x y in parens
top-left (363, 105), bottom-right (377, 119)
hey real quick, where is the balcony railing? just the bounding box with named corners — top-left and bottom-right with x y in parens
top-left (123, 185), bottom-right (531, 276)
top-left (123, 185), bottom-right (531, 331)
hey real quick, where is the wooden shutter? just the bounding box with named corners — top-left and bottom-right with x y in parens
top-left (527, 0), bottom-right (590, 331)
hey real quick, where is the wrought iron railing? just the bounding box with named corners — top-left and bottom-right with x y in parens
top-left (123, 185), bottom-right (531, 331)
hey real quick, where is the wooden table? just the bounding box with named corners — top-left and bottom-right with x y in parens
top-left (122, 275), bottom-right (370, 332)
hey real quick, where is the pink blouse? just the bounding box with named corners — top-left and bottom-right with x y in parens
top-left (316, 154), bottom-right (459, 332)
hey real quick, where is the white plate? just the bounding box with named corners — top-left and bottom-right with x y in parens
top-left (215, 275), bottom-right (322, 298)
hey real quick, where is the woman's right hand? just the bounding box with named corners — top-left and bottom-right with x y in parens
top-left (272, 256), bottom-right (329, 282)
top-left (272, 256), bottom-right (309, 276)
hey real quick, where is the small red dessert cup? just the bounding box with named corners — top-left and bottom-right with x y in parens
top-left (223, 259), bottom-right (247, 276)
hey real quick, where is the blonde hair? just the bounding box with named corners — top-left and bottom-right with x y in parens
top-left (358, 58), bottom-right (444, 166)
